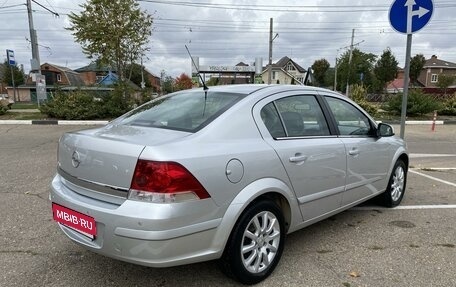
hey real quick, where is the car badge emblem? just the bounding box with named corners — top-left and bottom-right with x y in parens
top-left (71, 151), bottom-right (81, 168)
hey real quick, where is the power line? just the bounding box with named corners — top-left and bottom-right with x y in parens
top-left (155, 18), bottom-right (455, 25)
top-left (0, 3), bottom-right (24, 9)
top-left (0, 0), bottom-right (8, 8)
top-left (43, 0), bottom-right (58, 14)
top-left (137, 0), bottom-right (456, 12)
top-left (31, 0), bottom-right (59, 16)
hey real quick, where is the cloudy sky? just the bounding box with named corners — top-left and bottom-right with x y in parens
top-left (0, 0), bottom-right (455, 77)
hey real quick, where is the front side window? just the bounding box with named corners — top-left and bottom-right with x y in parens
top-left (118, 91), bottom-right (245, 132)
top-left (325, 97), bottom-right (373, 136)
top-left (431, 74), bottom-right (438, 83)
top-left (260, 95), bottom-right (330, 138)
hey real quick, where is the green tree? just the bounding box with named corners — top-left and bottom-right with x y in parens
top-left (1, 61), bottom-right (25, 86)
top-left (311, 58), bottom-right (330, 87)
top-left (350, 84), bottom-right (378, 115)
top-left (336, 48), bottom-right (377, 93)
top-left (410, 54), bottom-right (426, 86)
top-left (437, 74), bottom-right (455, 95)
top-left (160, 70), bottom-right (174, 94)
top-left (174, 73), bottom-right (193, 91)
top-left (324, 68), bottom-right (335, 90)
top-left (374, 48), bottom-right (398, 92)
top-left (67, 0), bottom-right (153, 81)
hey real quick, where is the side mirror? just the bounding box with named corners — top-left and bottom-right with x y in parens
top-left (377, 123), bottom-right (395, 137)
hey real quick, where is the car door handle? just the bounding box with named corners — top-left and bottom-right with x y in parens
top-left (289, 155), bottom-right (308, 163)
top-left (348, 148), bottom-right (359, 156)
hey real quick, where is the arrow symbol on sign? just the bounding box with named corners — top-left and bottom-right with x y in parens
top-left (405, 0), bottom-right (430, 34)
top-left (413, 6), bottom-right (430, 18)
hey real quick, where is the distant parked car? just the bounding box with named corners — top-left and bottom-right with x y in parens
top-left (0, 94), bottom-right (14, 109)
top-left (50, 84), bottom-right (408, 284)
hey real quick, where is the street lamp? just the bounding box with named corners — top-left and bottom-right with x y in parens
top-left (267, 18), bottom-right (279, 85)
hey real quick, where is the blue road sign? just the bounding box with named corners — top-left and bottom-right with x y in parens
top-left (389, 0), bottom-right (433, 34)
top-left (6, 49), bottom-right (15, 66)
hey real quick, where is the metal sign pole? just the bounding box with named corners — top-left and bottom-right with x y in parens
top-left (10, 65), bottom-right (17, 102)
top-left (400, 34), bottom-right (413, 139)
top-left (389, 0), bottom-right (433, 139)
top-left (6, 49), bottom-right (18, 102)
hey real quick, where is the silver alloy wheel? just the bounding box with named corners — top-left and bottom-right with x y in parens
top-left (241, 211), bottom-right (281, 273)
top-left (391, 165), bottom-right (405, 202)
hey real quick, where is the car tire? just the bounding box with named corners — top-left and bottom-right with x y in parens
top-left (219, 200), bottom-right (285, 285)
top-left (378, 160), bottom-right (407, 207)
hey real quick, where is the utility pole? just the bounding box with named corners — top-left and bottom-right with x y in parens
top-left (334, 57), bottom-right (338, 91)
top-left (27, 0), bottom-right (46, 107)
top-left (345, 29), bottom-right (355, 97)
top-left (267, 18), bottom-right (279, 85)
top-left (27, 0), bottom-right (40, 72)
top-left (268, 18), bottom-right (273, 85)
top-left (140, 57), bottom-right (145, 89)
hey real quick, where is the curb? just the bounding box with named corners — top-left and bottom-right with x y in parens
top-left (0, 120), bottom-right (109, 125)
top-left (381, 120), bottom-right (446, 125)
top-left (403, 120), bottom-right (444, 125)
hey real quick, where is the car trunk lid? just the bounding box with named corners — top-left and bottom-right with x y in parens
top-left (58, 124), bottom-right (191, 199)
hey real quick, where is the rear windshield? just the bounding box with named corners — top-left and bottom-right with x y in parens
top-left (118, 91), bottom-right (245, 132)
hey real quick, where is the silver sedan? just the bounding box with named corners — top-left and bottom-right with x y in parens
top-left (50, 84), bottom-right (408, 284)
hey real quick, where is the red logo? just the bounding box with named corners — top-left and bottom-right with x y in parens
top-left (52, 203), bottom-right (97, 238)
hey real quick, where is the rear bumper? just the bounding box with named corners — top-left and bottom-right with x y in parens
top-left (50, 174), bottom-right (226, 267)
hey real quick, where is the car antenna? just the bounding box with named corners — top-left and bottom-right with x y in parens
top-left (185, 45), bottom-right (209, 116)
top-left (185, 45), bottom-right (208, 92)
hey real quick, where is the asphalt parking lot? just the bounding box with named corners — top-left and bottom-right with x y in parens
top-left (0, 124), bottom-right (455, 287)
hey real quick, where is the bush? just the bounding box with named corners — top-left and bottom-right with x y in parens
top-left (0, 105), bottom-right (7, 115)
top-left (40, 90), bottom-right (101, 120)
top-left (0, 98), bottom-right (10, 114)
top-left (40, 86), bottom-right (135, 120)
top-left (439, 94), bottom-right (456, 116)
top-left (350, 84), bottom-right (378, 115)
top-left (383, 89), bottom-right (442, 116)
top-left (100, 85), bottom-right (134, 118)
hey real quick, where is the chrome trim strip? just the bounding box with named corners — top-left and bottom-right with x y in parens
top-left (276, 135), bottom-right (338, 140)
top-left (298, 186), bottom-right (345, 204)
top-left (345, 176), bottom-right (383, 191)
top-left (57, 166), bottom-right (129, 198)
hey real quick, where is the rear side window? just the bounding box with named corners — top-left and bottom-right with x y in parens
top-left (260, 95), bottom-right (330, 138)
top-left (261, 103), bottom-right (286, 138)
top-left (118, 91), bottom-right (245, 132)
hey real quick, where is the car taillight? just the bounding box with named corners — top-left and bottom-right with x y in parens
top-left (128, 160), bottom-right (210, 203)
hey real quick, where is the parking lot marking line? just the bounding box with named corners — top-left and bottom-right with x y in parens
top-left (410, 153), bottom-right (456, 158)
top-left (409, 169), bottom-right (456, 187)
top-left (418, 168), bottom-right (456, 171)
top-left (352, 205), bottom-right (456, 211)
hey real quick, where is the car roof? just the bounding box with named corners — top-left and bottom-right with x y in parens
top-left (190, 84), bottom-right (340, 96)
top-left (190, 84), bottom-right (269, 95)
